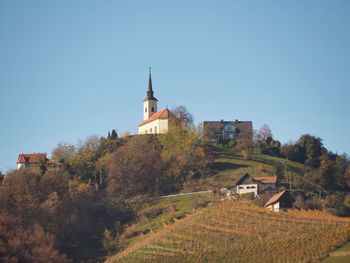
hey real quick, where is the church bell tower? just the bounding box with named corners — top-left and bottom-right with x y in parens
top-left (143, 67), bottom-right (158, 120)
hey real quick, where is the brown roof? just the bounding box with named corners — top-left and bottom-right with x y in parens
top-left (265, 190), bottom-right (287, 207)
top-left (255, 176), bottom-right (277, 184)
top-left (235, 174), bottom-right (277, 186)
top-left (17, 153), bottom-right (47, 164)
top-left (139, 108), bottom-right (176, 126)
top-left (203, 120), bottom-right (253, 132)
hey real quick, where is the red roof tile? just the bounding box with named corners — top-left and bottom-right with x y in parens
top-left (255, 176), bottom-right (277, 184)
top-left (138, 108), bottom-right (176, 126)
top-left (17, 153), bottom-right (47, 164)
top-left (265, 190), bottom-right (287, 207)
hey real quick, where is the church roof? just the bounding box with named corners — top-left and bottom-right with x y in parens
top-left (139, 108), bottom-right (176, 126)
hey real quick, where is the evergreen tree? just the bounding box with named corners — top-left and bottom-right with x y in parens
top-left (297, 134), bottom-right (323, 168)
top-left (111, 130), bottom-right (118, 139)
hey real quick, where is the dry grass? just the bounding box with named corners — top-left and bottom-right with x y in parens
top-left (107, 200), bottom-right (350, 263)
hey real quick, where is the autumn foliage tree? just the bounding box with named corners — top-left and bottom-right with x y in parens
top-left (0, 166), bottom-right (133, 261)
top-left (160, 125), bottom-right (211, 192)
top-left (107, 135), bottom-right (163, 199)
top-left (0, 214), bottom-right (68, 263)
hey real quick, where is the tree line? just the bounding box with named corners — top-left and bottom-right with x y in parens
top-left (0, 110), bottom-right (211, 262)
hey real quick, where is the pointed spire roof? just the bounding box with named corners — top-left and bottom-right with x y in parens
top-left (144, 67), bottom-right (158, 101)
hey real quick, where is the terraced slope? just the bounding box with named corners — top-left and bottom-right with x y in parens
top-left (107, 201), bottom-right (350, 263)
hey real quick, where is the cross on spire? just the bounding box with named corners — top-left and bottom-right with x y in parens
top-left (145, 67), bottom-right (158, 101)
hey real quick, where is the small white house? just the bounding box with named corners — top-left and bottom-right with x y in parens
top-left (232, 174), bottom-right (258, 196)
top-left (231, 173), bottom-right (277, 196)
top-left (265, 190), bottom-right (294, 212)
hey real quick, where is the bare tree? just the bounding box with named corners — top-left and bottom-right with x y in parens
top-left (171, 105), bottom-right (194, 128)
top-left (255, 124), bottom-right (273, 141)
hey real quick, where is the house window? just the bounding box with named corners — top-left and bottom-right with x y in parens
top-left (151, 106), bottom-right (154, 112)
top-left (150, 128), bottom-right (152, 132)
top-left (145, 107), bottom-right (147, 113)
top-left (155, 126), bottom-right (157, 133)
top-left (238, 186), bottom-right (244, 189)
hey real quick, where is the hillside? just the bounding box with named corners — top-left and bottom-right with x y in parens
top-left (182, 149), bottom-right (306, 192)
top-left (108, 200), bottom-right (350, 263)
top-left (115, 151), bottom-right (306, 249)
top-left (106, 151), bottom-right (350, 262)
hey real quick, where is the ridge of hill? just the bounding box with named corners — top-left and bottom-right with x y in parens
top-left (108, 200), bottom-right (350, 263)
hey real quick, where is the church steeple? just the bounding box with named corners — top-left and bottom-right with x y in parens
top-left (145, 67), bottom-right (158, 101)
top-left (143, 67), bottom-right (158, 120)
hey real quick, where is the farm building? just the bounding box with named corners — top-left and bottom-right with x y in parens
top-left (231, 173), bottom-right (277, 196)
top-left (264, 190), bottom-right (295, 212)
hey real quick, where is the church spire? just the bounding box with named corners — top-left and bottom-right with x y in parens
top-left (145, 67), bottom-right (158, 101)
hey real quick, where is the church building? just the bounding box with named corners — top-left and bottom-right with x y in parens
top-left (138, 69), bottom-right (176, 134)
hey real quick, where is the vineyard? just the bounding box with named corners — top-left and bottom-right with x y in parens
top-left (107, 200), bottom-right (350, 263)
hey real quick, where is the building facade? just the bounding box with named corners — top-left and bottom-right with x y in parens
top-left (231, 173), bottom-right (277, 196)
top-left (265, 190), bottom-right (295, 212)
top-left (17, 153), bottom-right (48, 170)
top-left (203, 120), bottom-right (253, 145)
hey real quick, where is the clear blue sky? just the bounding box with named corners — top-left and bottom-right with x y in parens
top-left (1, 1), bottom-right (350, 172)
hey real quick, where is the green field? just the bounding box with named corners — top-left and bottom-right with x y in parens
top-left (322, 242), bottom-right (350, 263)
top-left (182, 150), bottom-right (306, 192)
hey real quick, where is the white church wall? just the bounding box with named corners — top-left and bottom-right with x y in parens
top-left (138, 119), bottom-right (160, 134)
top-left (158, 119), bottom-right (169, 134)
top-left (138, 118), bottom-right (169, 135)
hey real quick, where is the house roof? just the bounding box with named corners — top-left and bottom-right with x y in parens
top-left (255, 176), bottom-right (277, 184)
top-left (203, 120), bottom-right (253, 133)
top-left (265, 190), bottom-right (287, 207)
top-left (17, 153), bottom-right (47, 164)
top-left (139, 108), bottom-right (176, 126)
top-left (235, 173), bottom-right (255, 185)
top-left (235, 174), bottom-right (277, 186)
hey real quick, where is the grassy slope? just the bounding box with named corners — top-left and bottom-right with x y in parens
top-left (108, 201), bottom-right (350, 263)
top-left (183, 150), bottom-right (306, 192)
top-left (322, 241), bottom-right (350, 263)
